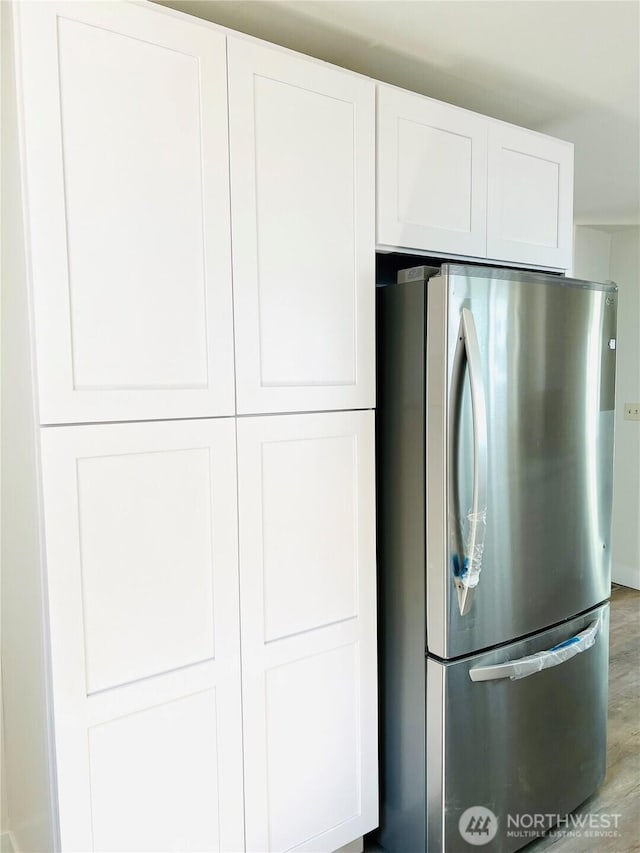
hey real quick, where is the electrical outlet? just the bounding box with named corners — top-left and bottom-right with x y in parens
top-left (624, 403), bottom-right (640, 421)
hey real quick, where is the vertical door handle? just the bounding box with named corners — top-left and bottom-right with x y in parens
top-left (449, 307), bottom-right (488, 615)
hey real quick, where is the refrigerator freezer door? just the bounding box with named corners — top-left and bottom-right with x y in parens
top-left (426, 604), bottom-right (609, 853)
top-left (426, 265), bottom-right (617, 658)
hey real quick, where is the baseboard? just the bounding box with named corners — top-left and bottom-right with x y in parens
top-left (612, 562), bottom-right (640, 590)
top-left (0, 831), bottom-right (16, 853)
top-left (335, 837), bottom-right (364, 853)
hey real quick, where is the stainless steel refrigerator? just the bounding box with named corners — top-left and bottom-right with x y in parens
top-left (376, 264), bottom-right (617, 853)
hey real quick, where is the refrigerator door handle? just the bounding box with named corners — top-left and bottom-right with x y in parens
top-left (469, 619), bottom-right (601, 682)
top-left (450, 307), bottom-right (488, 616)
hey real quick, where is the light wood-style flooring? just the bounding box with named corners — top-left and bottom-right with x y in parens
top-left (527, 585), bottom-right (640, 853)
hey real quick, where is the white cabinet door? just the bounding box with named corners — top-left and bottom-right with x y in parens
top-left (228, 39), bottom-right (375, 415)
top-left (237, 411), bottom-right (378, 852)
top-left (17, 2), bottom-right (235, 424)
top-left (39, 419), bottom-right (244, 852)
top-left (377, 84), bottom-right (488, 257)
top-left (487, 122), bottom-right (574, 269)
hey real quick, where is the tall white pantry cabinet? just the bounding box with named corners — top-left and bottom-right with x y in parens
top-left (2, 3), bottom-right (377, 853)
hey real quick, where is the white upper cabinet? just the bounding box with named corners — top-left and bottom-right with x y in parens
top-left (376, 84), bottom-right (574, 270)
top-left (486, 122), bottom-right (574, 269)
top-left (39, 418), bottom-right (245, 852)
top-left (236, 411), bottom-right (378, 852)
top-left (17, 2), bottom-right (235, 424)
top-left (377, 84), bottom-right (488, 258)
top-left (228, 38), bottom-right (375, 415)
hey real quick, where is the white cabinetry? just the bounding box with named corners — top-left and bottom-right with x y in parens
top-left (228, 38), bottom-right (375, 414)
top-left (5, 3), bottom-right (378, 853)
top-left (237, 411), bottom-right (378, 852)
top-left (377, 84), bottom-right (488, 258)
top-left (486, 122), bottom-right (573, 269)
top-left (376, 83), bottom-right (574, 270)
top-left (18, 1), bottom-right (235, 424)
top-left (39, 419), bottom-right (244, 852)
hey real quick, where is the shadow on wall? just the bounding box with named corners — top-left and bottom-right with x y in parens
top-left (573, 225), bottom-right (640, 590)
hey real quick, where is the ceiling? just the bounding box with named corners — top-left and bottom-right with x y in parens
top-left (156, 0), bottom-right (640, 225)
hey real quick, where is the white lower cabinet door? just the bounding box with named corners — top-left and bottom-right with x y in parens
top-left (39, 419), bottom-right (244, 852)
top-left (236, 410), bottom-right (378, 852)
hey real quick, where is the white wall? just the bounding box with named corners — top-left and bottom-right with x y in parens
top-left (1, 674), bottom-right (8, 836)
top-left (572, 226), bottom-right (611, 281)
top-left (1, 0), bottom-right (8, 840)
top-left (609, 228), bottom-right (640, 589)
top-left (573, 225), bottom-right (640, 589)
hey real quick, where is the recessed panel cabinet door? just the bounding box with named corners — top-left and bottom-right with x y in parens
top-left (39, 419), bottom-right (244, 852)
top-left (487, 122), bottom-right (574, 269)
top-left (237, 411), bottom-right (378, 852)
top-left (228, 39), bottom-right (375, 414)
top-left (17, 2), bottom-right (235, 423)
top-left (377, 84), bottom-right (488, 257)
